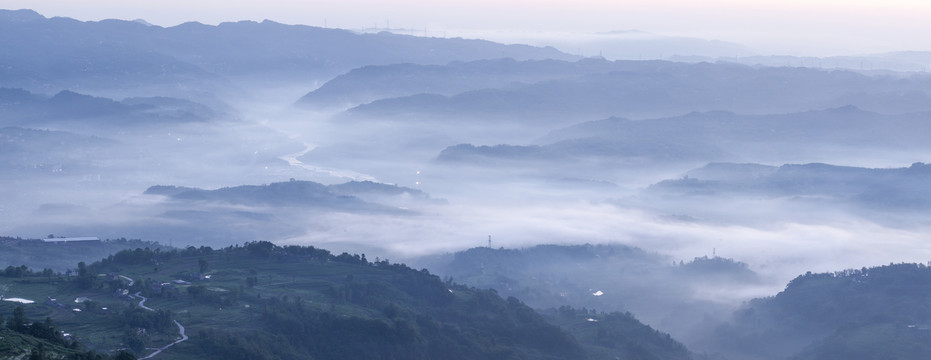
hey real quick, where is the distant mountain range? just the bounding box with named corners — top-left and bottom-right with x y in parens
top-left (0, 87), bottom-right (217, 128)
top-left (0, 9), bottom-right (575, 99)
top-left (648, 162), bottom-right (931, 211)
top-left (672, 51), bottom-right (931, 73)
top-left (297, 58), bottom-right (624, 110)
top-left (145, 179), bottom-right (437, 211)
top-left (436, 107), bottom-right (931, 167)
top-left (327, 60), bottom-right (931, 123)
top-left (526, 29), bottom-right (757, 60)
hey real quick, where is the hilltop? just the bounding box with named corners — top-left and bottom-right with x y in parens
top-left (700, 263), bottom-right (931, 360)
top-left (0, 9), bottom-right (575, 98)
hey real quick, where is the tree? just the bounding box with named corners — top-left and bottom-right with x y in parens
top-left (198, 258), bottom-right (208, 274)
top-left (187, 285), bottom-right (206, 298)
top-left (9, 306), bottom-right (27, 330)
top-left (113, 351), bottom-right (137, 360)
top-left (84, 300), bottom-right (99, 313)
top-left (76, 261), bottom-right (95, 289)
top-left (42, 268), bottom-right (54, 283)
top-left (124, 329), bottom-right (147, 355)
top-left (28, 343), bottom-right (45, 360)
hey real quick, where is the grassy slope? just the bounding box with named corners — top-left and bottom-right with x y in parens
top-left (0, 243), bottom-right (588, 359)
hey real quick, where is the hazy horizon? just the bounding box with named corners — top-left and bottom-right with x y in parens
top-left (5, 0), bottom-right (931, 57)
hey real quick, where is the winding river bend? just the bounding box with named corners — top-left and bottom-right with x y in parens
top-left (278, 142), bottom-right (378, 182)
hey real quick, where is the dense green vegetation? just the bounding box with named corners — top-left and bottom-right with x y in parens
top-left (0, 237), bottom-right (164, 272)
top-left (20, 240), bottom-right (931, 360)
top-left (541, 306), bottom-right (693, 360)
top-left (8, 240), bottom-right (931, 359)
top-left (419, 243), bottom-right (760, 346)
top-left (170, 243), bottom-right (584, 360)
top-left (0, 306), bottom-right (136, 359)
top-left (0, 241), bottom-right (697, 360)
top-left (704, 263), bottom-right (931, 360)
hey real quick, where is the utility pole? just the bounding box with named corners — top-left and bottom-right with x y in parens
top-left (488, 235), bottom-right (492, 249)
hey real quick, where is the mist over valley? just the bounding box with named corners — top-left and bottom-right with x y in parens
top-left (2, 6), bottom-right (931, 360)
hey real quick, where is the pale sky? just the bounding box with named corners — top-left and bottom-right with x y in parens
top-left (2, 0), bottom-right (930, 56)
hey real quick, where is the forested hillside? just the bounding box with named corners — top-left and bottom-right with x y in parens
top-left (702, 263), bottom-right (931, 360)
top-left (0, 241), bottom-right (693, 360)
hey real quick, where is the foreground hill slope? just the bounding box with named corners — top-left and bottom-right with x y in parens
top-left (0, 241), bottom-right (694, 360)
top-left (418, 244), bottom-right (761, 352)
top-left (704, 263), bottom-right (931, 360)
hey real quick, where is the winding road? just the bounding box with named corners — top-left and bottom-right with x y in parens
top-left (133, 292), bottom-right (154, 311)
top-left (119, 275), bottom-right (135, 286)
top-left (140, 320), bottom-right (188, 360)
top-left (121, 278), bottom-right (188, 359)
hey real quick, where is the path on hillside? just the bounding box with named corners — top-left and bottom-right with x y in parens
top-left (119, 279), bottom-right (188, 359)
top-left (133, 292), bottom-right (154, 311)
top-left (140, 320), bottom-right (188, 360)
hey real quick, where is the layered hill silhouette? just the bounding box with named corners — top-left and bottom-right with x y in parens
top-left (703, 263), bottom-right (931, 360)
top-left (437, 107), bottom-right (931, 166)
top-left (326, 60), bottom-right (931, 122)
top-left (648, 162), bottom-right (931, 211)
top-left (0, 9), bottom-right (574, 98)
top-left (145, 179), bottom-right (437, 211)
top-left (0, 88), bottom-right (217, 128)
